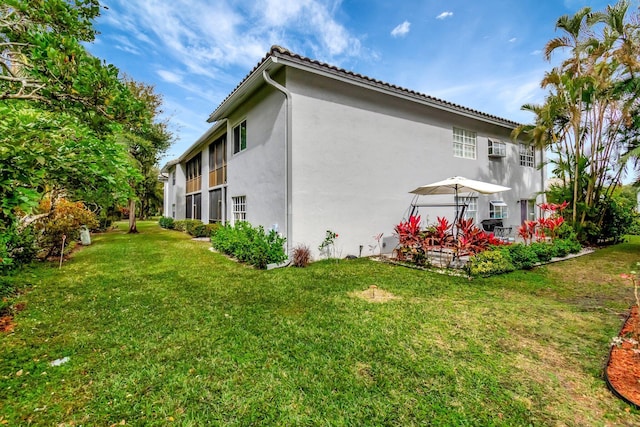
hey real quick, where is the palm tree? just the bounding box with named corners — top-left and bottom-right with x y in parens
top-left (519, 1), bottom-right (640, 240)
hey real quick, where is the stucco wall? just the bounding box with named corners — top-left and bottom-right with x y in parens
top-left (174, 164), bottom-right (186, 220)
top-left (224, 82), bottom-right (287, 235)
top-left (286, 68), bottom-right (544, 258)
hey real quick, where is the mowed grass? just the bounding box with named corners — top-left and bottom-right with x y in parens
top-left (1, 222), bottom-right (640, 426)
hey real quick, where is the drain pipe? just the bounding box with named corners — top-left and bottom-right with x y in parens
top-left (263, 69), bottom-right (292, 263)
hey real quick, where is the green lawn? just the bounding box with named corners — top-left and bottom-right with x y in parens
top-left (1, 221), bottom-right (639, 426)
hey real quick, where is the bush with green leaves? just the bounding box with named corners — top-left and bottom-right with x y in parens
top-left (0, 231), bottom-right (13, 274)
top-left (553, 237), bottom-right (582, 256)
top-left (5, 224), bottom-right (38, 268)
top-left (503, 244), bottom-right (539, 270)
top-left (158, 216), bottom-right (175, 229)
top-left (35, 198), bottom-right (98, 258)
top-left (468, 250), bottom-right (515, 277)
top-left (173, 219), bottom-right (202, 233)
top-left (628, 216), bottom-right (640, 235)
top-left (191, 223), bottom-right (219, 238)
top-left (529, 242), bottom-right (554, 263)
top-left (211, 221), bottom-right (287, 269)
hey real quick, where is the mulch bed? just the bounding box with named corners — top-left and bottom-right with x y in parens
top-left (606, 305), bottom-right (640, 408)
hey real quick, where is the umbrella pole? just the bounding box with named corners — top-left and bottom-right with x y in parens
top-left (454, 186), bottom-right (459, 239)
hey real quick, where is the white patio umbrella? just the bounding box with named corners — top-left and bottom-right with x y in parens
top-left (409, 176), bottom-right (511, 222)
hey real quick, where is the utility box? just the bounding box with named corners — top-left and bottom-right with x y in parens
top-left (381, 235), bottom-right (398, 255)
top-left (80, 226), bottom-right (91, 245)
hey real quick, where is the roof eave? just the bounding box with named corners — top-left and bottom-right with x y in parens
top-left (271, 54), bottom-right (519, 129)
top-left (160, 119), bottom-right (228, 172)
top-left (207, 58), bottom-right (281, 123)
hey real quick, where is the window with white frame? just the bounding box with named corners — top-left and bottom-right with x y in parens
top-left (453, 127), bottom-right (477, 159)
top-left (232, 196), bottom-right (246, 221)
top-left (489, 200), bottom-right (508, 219)
top-left (233, 120), bottom-right (247, 154)
top-left (519, 143), bottom-right (534, 167)
top-left (456, 196), bottom-right (478, 223)
top-left (465, 197), bottom-right (478, 222)
top-left (488, 139), bottom-right (506, 157)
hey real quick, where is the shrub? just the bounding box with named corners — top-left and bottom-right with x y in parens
top-left (35, 198), bottom-right (99, 258)
top-left (173, 219), bottom-right (203, 234)
top-left (628, 215), bottom-right (640, 235)
top-left (597, 194), bottom-right (635, 244)
top-left (550, 239), bottom-right (570, 258)
top-left (468, 250), bottom-right (515, 277)
top-left (97, 217), bottom-right (113, 231)
top-left (292, 245), bottom-right (312, 267)
top-left (192, 223), bottom-right (219, 238)
top-left (553, 237), bottom-right (582, 256)
top-left (503, 244), bottom-right (539, 270)
top-left (158, 216), bottom-right (175, 229)
top-left (529, 242), bottom-right (554, 263)
top-left (211, 221), bottom-right (287, 269)
top-left (184, 220), bottom-right (203, 236)
top-left (5, 224), bottom-right (38, 268)
top-left (0, 231), bottom-right (13, 274)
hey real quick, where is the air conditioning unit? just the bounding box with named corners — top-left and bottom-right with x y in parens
top-left (488, 139), bottom-right (506, 158)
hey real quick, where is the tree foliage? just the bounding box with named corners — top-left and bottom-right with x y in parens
top-left (0, 0), bottom-right (173, 267)
top-left (514, 0), bottom-right (640, 242)
top-left (118, 78), bottom-right (173, 232)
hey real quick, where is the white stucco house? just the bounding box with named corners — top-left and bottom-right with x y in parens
top-left (161, 46), bottom-right (545, 258)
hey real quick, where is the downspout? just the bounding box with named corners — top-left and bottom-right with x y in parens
top-left (262, 68), bottom-right (292, 262)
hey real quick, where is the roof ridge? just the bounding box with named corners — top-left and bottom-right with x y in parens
top-left (209, 46), bottom-right (520, 127)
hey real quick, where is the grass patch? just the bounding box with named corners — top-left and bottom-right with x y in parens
top-left (1, 222), bottom-right (639, 425)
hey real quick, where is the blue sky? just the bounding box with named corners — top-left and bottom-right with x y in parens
top-left (87, 0), bottom-right (634, 162)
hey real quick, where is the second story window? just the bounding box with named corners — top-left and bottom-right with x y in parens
top-left (209, 135), bottom-right (227, 187)
top-left (185, 153), bottom-right (202, 194)
top-left (233, 120), bottom-right (247, 154)
top-left (453, 128), bottom-right (476, 159)
top-left (519, 143), bottom-right (534, 167)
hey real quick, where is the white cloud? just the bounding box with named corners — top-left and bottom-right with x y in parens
top-left (530, 49), bottom-right (542, 55)
top-left (103, 0), bottom-right (363, 77)
top-left (436, 11), bottom-right (453, 20)
top-left (391, 21), bottom-right (411, 38)
top-left (509, 37), bottom-right (517, 43)
top-left (156, 70), bottom-right (183, 84)
top-left (110, 35), bottom-right (141, 55)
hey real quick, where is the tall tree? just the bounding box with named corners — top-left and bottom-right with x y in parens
top-left (514, 0), bottom-right (640, 240)
top-left (119, 79), bottom-right (172, 233)
top-left (0, 1), bottom-right (170, 233)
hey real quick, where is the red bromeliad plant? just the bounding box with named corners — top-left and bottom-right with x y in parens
top-left (457, 218), bottom-right (506, 256)
top-left (394, 215), bottom-right (424, 261)
top-left (434, 216), bottom-right (454, 249)
top-left (518, 201), bottom-right (569, 245)
top-left (395, 215), bottom-right (422, 247)
top-left (394, 215), bottom-right (508, 264)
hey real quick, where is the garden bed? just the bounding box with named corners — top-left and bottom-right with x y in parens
top-left (606, 305), bottom-right (640, 408)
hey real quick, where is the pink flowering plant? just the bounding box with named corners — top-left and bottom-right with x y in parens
top-left (518, 201), bottom-right (569, 244)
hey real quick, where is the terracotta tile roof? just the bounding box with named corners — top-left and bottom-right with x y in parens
top-left (210, 45), bottom-right (521, 128)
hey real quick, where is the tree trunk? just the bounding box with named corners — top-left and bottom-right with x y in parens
top-left (128, 198), bottom-right (138, 234)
